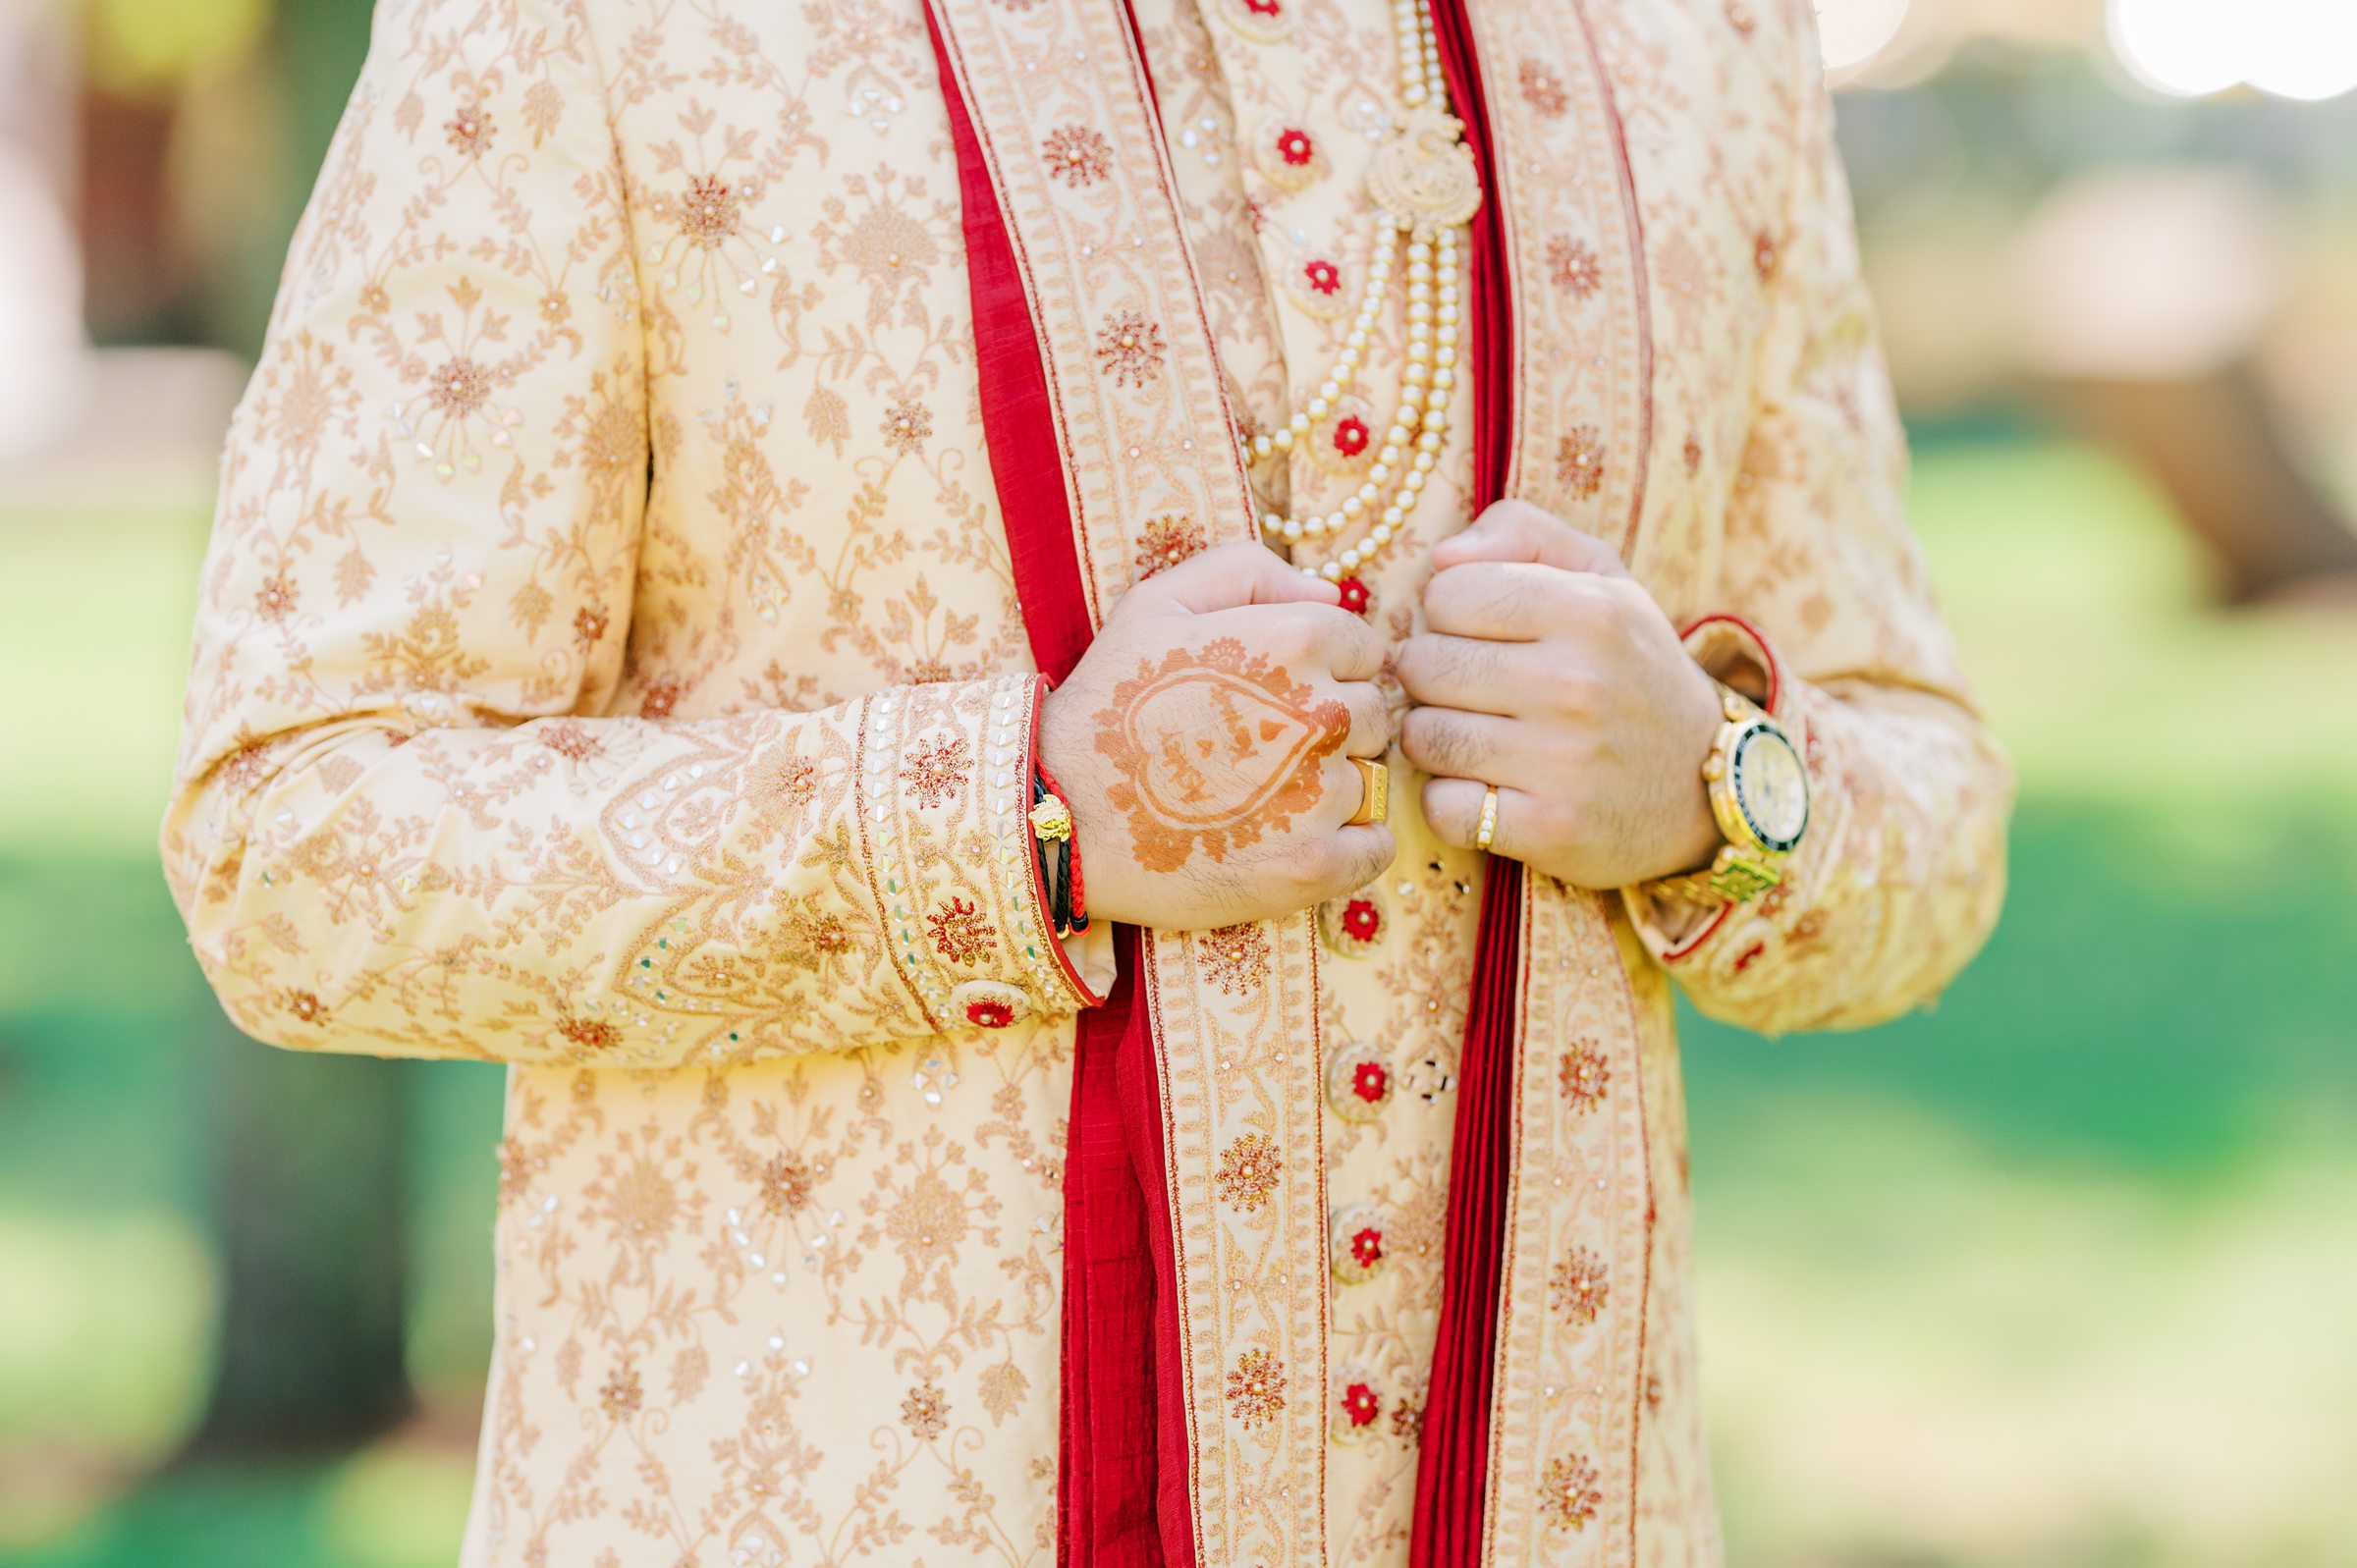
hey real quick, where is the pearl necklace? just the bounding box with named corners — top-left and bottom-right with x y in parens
top-left (1241, 0), bottom-right (1481, 584)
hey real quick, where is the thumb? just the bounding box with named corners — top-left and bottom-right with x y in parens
top-left (1132, 539), bottom-right (1343, 614)
top-left (1432, 498), bottom-right (1631, 577)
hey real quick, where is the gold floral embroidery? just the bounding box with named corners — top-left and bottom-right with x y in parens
top-left (1540, 1453), bottom-right (1603, 1532)
top-left (1094, 309), bottom-right (1167, 388)
top-left (926, 895), bottom-right (997, 966)
top-left (900, 735), bottom-right (971, 809)
top-left (1560, 1037), bottom-right (1610, 1112)
top-left (902, 1380), bottom-right (949, 1439)
top-left (1215, 1132), bottom-right (1282, 1213)
top-left (1556, 424), bottom-right (1606, 499)
top-left (1197, 922), bottom-right (1271, 995)
top-left (1042, 124), bottom-right (1112, 187)
top-left (598, 1363), bottom-right (643, 1422)
top-left (1546, 234), bottom-right (1602, 299)
top-left (1549, 1246), bottom-right (1610, 1325)
top-left (1226, 1347), bottom-right (1287, 1430)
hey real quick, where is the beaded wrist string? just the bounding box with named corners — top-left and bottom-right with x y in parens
top-left (1029, 764), bottom-right (1088, 940)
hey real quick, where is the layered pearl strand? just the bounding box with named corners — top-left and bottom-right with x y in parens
top-left (1243, 0), bottom-right (1471, 583)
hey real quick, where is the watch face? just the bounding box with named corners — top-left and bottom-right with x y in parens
top-left (1730, 724), bottom-right (1808, 852)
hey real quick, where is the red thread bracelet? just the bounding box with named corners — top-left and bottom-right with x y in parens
top-left (1035, 758), bottom-right (1086, 934)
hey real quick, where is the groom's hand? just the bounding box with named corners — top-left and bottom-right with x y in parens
top-left (1396, 501), bottom-right (1726, 889)
top-left (1041, 543), bottom-right (1397, 930)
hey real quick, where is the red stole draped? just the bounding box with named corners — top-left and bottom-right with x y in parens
top-left (928, 1), bottom-right (1516, 1559)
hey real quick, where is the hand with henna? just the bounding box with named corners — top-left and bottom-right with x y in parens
top-left (1040, 542), bottom-right (1397, 931)
top-left (1396, 500), bottom-right (1727, 889)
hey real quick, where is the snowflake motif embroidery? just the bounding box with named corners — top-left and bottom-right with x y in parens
top-left (902, 1381), bottom-right (949, 1439)
top-left (425, 356), bottom-right (493, 419)
top-left (599, 1364), bottom-right (643, 1421)
top-left (558, 1012), bottom-right (621, 1053)
top-left (638, 677), bottom-right (683, 720)
top-left (1541, 1453), bottom-right (1604, 1532)
top-left (1197, 923), bottom-right (1270, 994)
top-left (1095, 310), bottom-right (1167, 389)
top-left (1557, 425), bottom-right (1606, 500)
top-left (1547, 235), bottom-right (1603, 299)
top-left (1549, 1246), bottom-right (1610, 1325)
top-left (1227, 1348), bottom-right (1287, 1429)
top-left (1519, 59), bottom-right (1570, 116)
top-left (756, 755), bottom-right (819, 815)
top-left (1133, 513), bottom-right (1206, 578)
top-left (679, 174), bottom-right (742, 248)
top-left (756, 1153), bottom-right (812, 1217)
top-left (1560, 1038), bottom-right (1610, 1112)
top-left (1216, 1132), bottom-right (1283, 1212)
top-left (445, 102), bottom-right (494, 158)
top-left (255, 572), bottom-right (298, 620)
top-left (1303, 257), bottom-right (1342, 296)
top-left (882, 400), bottom-right (931, 456)
top-left (1042, 124), bottom-right (1112, 187)
top-left (283, 988), bottom-right (326, 1023)
top-left (926, 896), bottom-right (998, 967)
top-left (784, 910), bottom-right (852, 971)
top-left (540, 721), bottom-right (601, 763)
top-left (572, 604), bottom-right (609, 645)
top-left (900, 735), bottom-right (971, 809)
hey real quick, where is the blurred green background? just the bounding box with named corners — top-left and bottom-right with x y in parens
top-left (2, 1), bottom-right (2354, 1566)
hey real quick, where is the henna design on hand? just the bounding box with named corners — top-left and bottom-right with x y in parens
top-left (1093, 638), bottom-right (1350, 873)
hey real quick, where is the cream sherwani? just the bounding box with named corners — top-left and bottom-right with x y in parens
top-left (160, 0), bottom-right (2010, 1562)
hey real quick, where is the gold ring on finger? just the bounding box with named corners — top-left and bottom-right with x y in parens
top-left (1346, 757), bottom-right (1390, 827)
top-left (1475, 784), bottom-right (1499, 852)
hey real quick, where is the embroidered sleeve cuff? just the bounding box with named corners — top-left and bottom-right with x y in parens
top-left (856, 674), bottom-right (1110, 1035)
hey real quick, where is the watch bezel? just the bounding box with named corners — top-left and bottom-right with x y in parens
top-left (1727, 720), bottom-right (1808, 855)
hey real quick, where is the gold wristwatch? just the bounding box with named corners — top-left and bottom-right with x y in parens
top-left (1660, 683), bottom-right (1810, 907)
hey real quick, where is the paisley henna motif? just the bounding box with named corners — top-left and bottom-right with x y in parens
top-left (1093, 638), bottom-right (1349, 873)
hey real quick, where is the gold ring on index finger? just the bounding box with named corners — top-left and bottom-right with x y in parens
top-left (1346, 757), bottom-right (1390, 827)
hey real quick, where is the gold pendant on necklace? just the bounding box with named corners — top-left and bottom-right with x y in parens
top-left (1366, 107), bottom-right (1482, 239)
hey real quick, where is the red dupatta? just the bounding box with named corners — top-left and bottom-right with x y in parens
top-left (926, 1), bottom-right (1516, 1559)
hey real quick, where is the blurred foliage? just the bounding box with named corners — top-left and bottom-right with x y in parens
top-left (1, 429), bottom-right (2352, 1566)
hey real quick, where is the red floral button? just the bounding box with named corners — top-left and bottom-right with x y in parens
top-left (1350, 1059), bottom-right (1389, 1105)
top-left (1341, 898), bottom-right (1382, 944)
top-left (1275, 127), bottom-right (1315, 167)
top-left (1246, 0), bottom-right (1283, 13)
top-left (1341, 1380), bottom-right (1380, 1428)
top-left (1332, 414), bottom-right (1369, 457)
top-left (965, 1000), bottom-right (1014, 1029)
top-left (1336, 575), bottom-right (1371, 616)
top-left (1349, 1224), bottom-right (1385, 1269)
top-left (1302, 258), bottom-right (1341, 296)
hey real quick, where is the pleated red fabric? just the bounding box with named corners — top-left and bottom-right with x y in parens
top-left (927, 10), bottom-right (1193, 1565)
top-left (1410, 2), bottom-right (1521, 1562)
